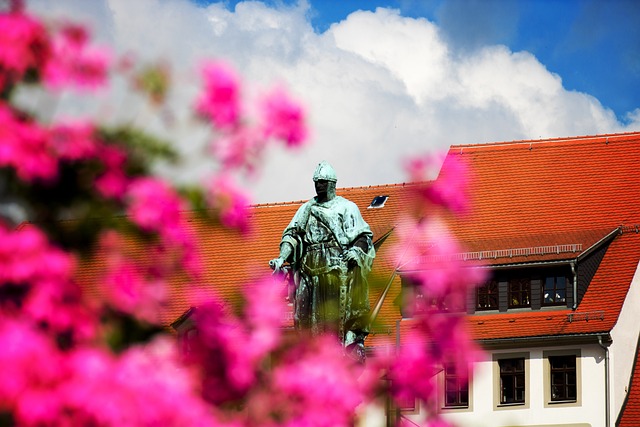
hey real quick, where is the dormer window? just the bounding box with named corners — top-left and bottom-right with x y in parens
top-left (542, 275), bottom-right (568, 306)
top-left (368, 195), bottom-right (389, 209)
top-left (476, 280), bottom-right (499, 311)
top-left (471, 266), bottom-right (573, 313)
top-left (509, 278), bottom-right (531, 308)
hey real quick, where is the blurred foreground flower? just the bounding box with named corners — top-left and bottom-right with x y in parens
top-left (0, 5), bottom-right (480, 427)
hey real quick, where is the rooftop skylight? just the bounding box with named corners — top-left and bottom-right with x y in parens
top-left (368, 195), bottom-right (389, 209)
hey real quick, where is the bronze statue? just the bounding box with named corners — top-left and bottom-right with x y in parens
top-left (270, 161), bottom-right (375, 361)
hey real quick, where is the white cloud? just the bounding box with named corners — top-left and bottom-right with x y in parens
top-left (26, 0), bottom-right (640, 204)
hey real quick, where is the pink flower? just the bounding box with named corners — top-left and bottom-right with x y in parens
top-left (195, 61), bottom-right (241, 129)
top-left (44, 339), bottom-right (221, 426)
top-left (243, 276), bottom-right (286, 358)
top-left (392, 217), bottom-right (486, 308)
top-left (94, 145), bottom-right (129, 199)
top-left (126, 177), bottom-right (184, 235)
top-left (270, 334), bottom-right (364, 427)
top-left (49, 120), bottom-right (97, 161)
top-left (0, 225), bottom-right (73, 284)
top-left (95, 168), bottom-right (128, 199)
top-left (0, 12), bottom-right (50, 89)
top-left (124, 178), bottom-right (201, 279)
top-left (405, 153), bottom-right (470, 215)
top-left (261, 86), bottom-right (308, 147)
top-left (102, 261), bottom-right (167, 324)
top-left (211, 126), bottom-right (266, 174)
top-left (0, 103), bottom-right (58, 182)
top-left (43, 22), bottom-right (111, 91)
top-left (207, 174), bottom-right (252, 234)
top-left (388, 334), bottom-right (440, 406)
top-left (189, 300), bottom-right (257, 404)
top-left (0, 319), bottom-right (62, 406)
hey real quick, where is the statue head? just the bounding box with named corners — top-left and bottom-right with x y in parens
top-left (312, 161), bottom-right (337, 183)
top-left (313, 161), bottom-right (337, 202)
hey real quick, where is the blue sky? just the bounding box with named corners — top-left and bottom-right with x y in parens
top-left (29, 0), bottom-right (640, 203)
top-left (205, 0), bottom-right (640, 123)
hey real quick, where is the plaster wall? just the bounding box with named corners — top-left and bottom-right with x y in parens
top-left (407, 344), bottom-right (606, 427)
top-left (609, 260), bottom-right (640, 421)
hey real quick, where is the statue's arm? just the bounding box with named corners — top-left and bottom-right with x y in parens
top-left (269, 208), bottom-right (303, 272)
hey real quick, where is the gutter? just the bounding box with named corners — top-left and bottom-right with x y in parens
top-left (477, 332), bottom-right (611, 350)
top-left (571, 261), bottom-right (577, 310)
top-left (598, 335), bottom-right (611, 427)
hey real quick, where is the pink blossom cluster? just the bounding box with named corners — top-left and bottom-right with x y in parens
top-left (185, 278), bottom-right (287, 406)
top-left (195, 61), bottom-right (242, 129)
top-left (261, 86), bottom-right (308, 147)
top-left (0, 321), bottom-right (220, 426)
top-left (196, 61), bottom-right (308, 147)
top-left (184, 279), bottom-right (370, 427)
top-left (0, 6), bottom-right (485, 427)
top-left (0, 103), bottom-right (57, 181)
top-left (207, 174), bottom-right (252, 233)
top-left (0, 102), bottom-right (127, 189)
top-left (0, 224), bottom-right (96, 341)
top-left (405, 154), bottom-right (471, 215)
top-left (194, 63), bottom-right (308, 234)
top-left (126, 176), bottom-right (202, 279)
top-left (0, 11), bottom-right (49, 90)
top-left (43, 22), bottom-right (111, 91)
top-left (266, 334), bottom-right (367, 427)
top-left (371, 155), bottom-right (486, 425)
top-left (0, 11), bottom-right (110, 92)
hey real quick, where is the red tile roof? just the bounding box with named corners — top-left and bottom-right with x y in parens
top-left (67, 131), bottom-right (640, 344)
top-left (370, 132), bottom-right (640, 342)
top-left (618, 335), bottom-right (640, 426)
top-left (445, 132), bottom-right (640, 338)
top-left (14, 130), bottom-right (640, 420)
top-left (24, 130), bottom-right (640, 424)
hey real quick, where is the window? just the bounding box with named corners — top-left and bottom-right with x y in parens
top-left (549, 355), bottom-right (577, 401)
top-left (400, 275), bottom-right (463, 317)
top-left (544, 350), bottom-right (581, 407)
top-left (499, 358), bottom-right (525, 404)
top-left (472, 267), bottom-right (574, 313)
top-left (444, 363), bottom-right (469, 408)
top-left (543, 275), bottom-right (568, 306)
top-left (509, 278), bottom-right (530, 308)
top-left (476, 280), bottom-right (498, 310)
top-left (368, 195), bottom-right (389, 209)
top-left (399, 277), bottom-right (426, 318)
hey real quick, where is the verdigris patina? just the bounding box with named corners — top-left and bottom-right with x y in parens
top-left (270, 161), bottom-right (375, 361)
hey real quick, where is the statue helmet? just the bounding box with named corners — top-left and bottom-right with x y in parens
top-left (312, 161), bottom-right (337, 182)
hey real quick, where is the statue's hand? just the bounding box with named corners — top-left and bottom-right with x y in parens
top-left (343, 248), bottom-right (360, 268)
top-left (269, 257), bottom-right (285, 272)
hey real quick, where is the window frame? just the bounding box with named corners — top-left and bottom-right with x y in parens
top-left (438, 362), bottom-right (473, 413)
top-left (542, 274), bottom-right (569, 306)
top-left (543, 349), bottom-right (581, 407)
top-left (499, 358), bottom-right (525, 404)
top-left (508, 277), bottom-right (531, 308)
top-left (476, 279), bottom-right (499, 311)
top-left (443, 362), bottom-right (469, 409)
top-left (493, 352), bottom-right (530, 410)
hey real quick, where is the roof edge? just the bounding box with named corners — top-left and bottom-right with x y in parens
top-left (450, 131), bottom-right (640, 152)
top-left (477, 332), bottom-right (612, 350)
top-left (576, 227), bottom-right (621, 262)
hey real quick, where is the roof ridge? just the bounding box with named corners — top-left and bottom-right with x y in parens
top-left (451, 131), bottom-right (640, 151)
top-left (252, 182), bottom-right (425, 208)
top-left (338, 181), bottom-right (424, 193)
